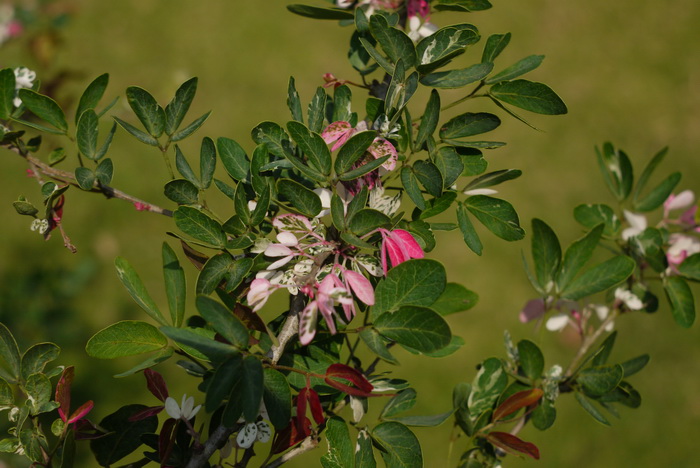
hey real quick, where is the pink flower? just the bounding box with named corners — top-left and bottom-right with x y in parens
top-left (667, 233), bottom-right (700, 267)
top-left (247, 278), bottom-right (276, 312)
top-left (519, 299), bottom-right (545, 323)
top-left (378, 229), bottom-right (424, 274)
top-left (322, 121), bottom-right (355, 152)
top-left (664, 190), bottom-right (695, 214)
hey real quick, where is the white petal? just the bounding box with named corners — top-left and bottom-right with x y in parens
top-left (623, 210), bottom-right (647, 231)
top-left (667, 190), bottom-right (695, 211)
top-left (313, 188), bottom-right (333, 209)
top-left (545, 313), bottom-right (570, 331)
top-left (164, 397), bottom-right (181, 419)
top-left (256, 421), bottom-right (271, 442)
top-left (464, 188), bottom-right (498, 196)
top-left (594, 305), bottom-right (609, 321)
top-left (181, 395), bottom-right (194, 418)
top-left (267, 255), bottom-right (294, 270)
top-left (276, 232), bottom-right (298, 246)
top-left (265, 244), bottom-right (294, 257)
top-left (236, 423), bottom-right (258, 449)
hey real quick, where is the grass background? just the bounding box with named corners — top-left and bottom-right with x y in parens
top-left (1, 0), bottom-right (699, 466)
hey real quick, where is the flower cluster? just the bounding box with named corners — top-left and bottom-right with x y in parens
top-left (334, 0), bottom-right (437, 42)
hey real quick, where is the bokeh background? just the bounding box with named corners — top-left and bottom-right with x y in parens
top-left (1, 0), bottom-right (699, 466)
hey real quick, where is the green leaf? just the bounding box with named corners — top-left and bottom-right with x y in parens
top-left (415, 90), bottom-right (440, 149)
top-left (240, 356), bottom-right (264, 422)
top-left (664, 276), bottom-right (695, 328)
top-left (457, 203), bottom-right (483, 255)
top-left (287, 121), bottom-right (332, 176)
top-left (113, 116), bottom-right (159, 146)
top-left (161, 326), bottom-right (238, 363)
top-left (591, 331), bottom-right (617, 367)
top-left (556, 224), bottom-right (604, 291)
top-left (175, 145), bottom-right (199, 186)
top-left (334, 130), bottom-right (376, 175)
top-left (633, 172), bottom-right (681, 212)
top-left (420, 63), bottom-right (493, 89)
top-left (196, 296), bottom-right (249, 348)
top-left (381, 389), bottom-right (417, 419)
top-left (307, 87), bottom-right (327, 134)
top-left (431, 282), bottom-right (478, 316)
top-left (286, 4), bottom-right (354, 20)
top-left (413, 160), bottom-right (443, 197)
top-left (384, 410), bottom-right (455, 427)
top-left (165, 77), bottom-right (197, 135)
top-left (489, 79), bottom-right (567, 115)
top-left (482, 32), bottom-right (511, 63)
top-left (77, 109), bottom-right (98, 160)
top-left (632, 146), bottom-right (668, 203)
top-left (371, 422), bottom-right (422, 468)
top-left (18, 89), bottom-right (68, 132)
top-left (206, 355), bottom-right (242, 412)
top-left (0, 324), bottom-right (20, 382)
top-left (332, 85), bottom-right (353, 122)
top-left (620, 354), bottom-right (650, 378)
top-left (216, 138), bottom-right (249, 182)
top-left (90, 405), bottom-right (158, 466)
top-left (419, 191), bottom-right (458, 220)
top-left (415, 24), bottom-right (480, 70)
top-left (374, 306), bottom-right (451, 353)
top-left (355, 430), bottom-right (376, 468)
top-left (679, 253), bottom-right (700, 281)
top-left (338, 155), bottom-right (390, 181)
top-left (359, 328), bottom-right (399, 365)
top-left (287, 76), bottom-right (303, 122)
top-left (573, 203), bottom-right (621, 236)
top-left (162, 242), bottom-right (186, 327)
top-left (263, 368), bottom-right (292, 430)
top-left (197, 253), bottom-right (233, 294)
top-left (633, 228), bottom-right (667, 273)
top-left (464, 195), bottom-right (524, 241)
top-left (171, 111), bottom-right (211, 142)
top-left (199, 137), bottom-right (216, 190)
top-left (468, 357), bottom-right (507, 415)
top-left (321, 417), bottom-right (354, 468)
top-left (250, 185), bottom-right (271, 226)
top-left (349, 208), bottom-right (391, 236)
top-left (112, 348), bottom-right (174, 378)
top-left (126, 86), bottom-right (165, 137)
top-left (359, 37), bottom-right (394, 75)
top-left (401, 166), bottom-right (425, 210)
top-left (12, 198), bottom-right (39, 217)
top-left (373, 259), bottom-right (447, 317)
top-left (277, 179), bottom-right (322, 218)
top-left (86, 321), bottom-right (167, 359)
top-left (577, 364), bottom-right (624, 397)
top-left (164, 179), bottom-right (199, 205)
top-left (486, 55), bottom-right (544, 84)
top-left (74, 167), bottom-right (95, 190)
top-left (439, 112), bottom-right (500, 140)
top-left (435, 0), bottom-right (493, 12)
top-left (596, 143), bottom-right (633, 201)
top-left (463, 169), bottom-right (521, 191)
top-left (95, 158), bottom-right (113, 185)
top-left (531, 218), bottom-right (561, 291)
top-left (531, 399), bottom-right (556, 430)
top-left (369, 15), bottom-right (416, 69)
top-left (0, 68), bottom-right (16, 119)
top-left (560, 256), bottom-right (635, 301)
top-left (517, 340), bottom-right (544, 381)
top-left (114, 256), bottom-right (165, 324)
top-left (20, 427), bottom-right (48, 462)
top-left (21, 343), bottom-right (59, 382)
top-left (75, 73), bottom-right (109, 125)
top-left (173, 206), bottom-right (226, 248)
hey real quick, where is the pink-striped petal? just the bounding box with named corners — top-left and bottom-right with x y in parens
top-left (344, 270), bottom-right (375, 305)
top-left (368, 138), bottom-right (398, 171)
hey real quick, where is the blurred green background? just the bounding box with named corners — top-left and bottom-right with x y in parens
top-left (1, 0), bottom-right (699, 466)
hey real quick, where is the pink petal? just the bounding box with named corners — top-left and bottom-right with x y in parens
top-left (519, 299), bottom-right (545, 323)
top-left (368, 138), bottom-right (397, 171)
top-left (321, 121), bottom-right (353, 147)
top-left (299, 302), bottom-right (318, 345)
top-left (344, 270), bottom-right (375, 306)
top-left (391, 230), bottom-right (424, 259)
top-left (67, 400), bottom-right (94, 424)
top-left (385, 237), bottom-right (408, 269)
top-left (265, 244), bottom-right (294, 257)
top-left (144, 369), bottom-right (169, 402)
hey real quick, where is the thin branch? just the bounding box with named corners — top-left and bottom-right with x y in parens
top-left (185, 424), bottom-right (236, 468)
top-left (269, 293), bottom-right (306, 365)
top-left (263, 435), bottom-right (320, 468)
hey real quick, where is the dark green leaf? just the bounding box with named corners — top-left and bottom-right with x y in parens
top-left (355, 430), bottom-right (376, 468)
top-left (415, 90), bottom-right (440, 149)
top-left (126, 86), bottom-right (165, 137)
top-left (164, 179), bottom-right (199, 205)
top-left (18, 89), bottom-right (68, 132)
top-left (217, 137), bottom-right (249, 181)
top-left (263, 368), bottom-right (292, 430)
top-left (381, 389), bottom-right (417, 419)
top-left (76, 109), bottom-right (98, 159)
top-left (206, 355), bottom-right (242, 412)
top-left (556, 224), bottom-right (604, 291)
top-left (573, 204), bottom-right (621, 236)
top-left (664, 276), bottom-right (695, 328)
top-left (349, 208), bottom-right (391, 236)
top-left (86, 321), bottom-right (167, 359)
top-left (113, 116), bottom-right (159, 146)
top-left (595, 143), bottom-right (633, 201)
top-left (560, 256), bottom-right (635, 301)
top-left (171, 111), bottom-right (211, 142)
top-left (591, 331), bottom-right (617, 367)
top-left (440, 112), bottom-right (500, 140)
top-left (287, 121), bottom-right (332, 175)
top-left (287, 76), bottom-right (303, 122)
top-left (401, 166), bottom-right (425, 210)
top-left (416, 24), bottom-right (480, 70)
top-left (359, 37), bottom-right (394, 74)
top-left (632, 146), bottom-right (668, 203)
top-left (162, 242), bottom-right (186, 327)
top-left (90, 405), bottom-right (158, 466)
top-left (21, 343), bottom-right (59, 382)
top-left (482, 32), bottom-right (511, 63)
top-left (457, 203), bottom-right (483, 255)
top-left (334, 130), bottom-right (376, 175)
top-left (332, 85), bottom-right (353, 122)
top-left (199, 137), bottom-right (216, 189)
top-left (0, 323), bottom-right (21, 382)
top-left (431, 283), bottom-right (478, 316)
top-left (413, 160), bottom-right (443, 197)
top-left (114, 257), bottom-right (165, 324)
top-left (679, 253), bottom-right (700, 281)
top-left (74, 167), bottom-right (95, 190)
top-left (165, 77), bottom-right (197, 135)
top-left (359, 328), bottom-right (398, 365)
top-left (369, 15), bottom-right (416, 69)
top-left (0, 68), bottom-right (15, 119)
top-left (95, 158), bottom-right (113, 185)
top-left (373, 259), bottom-right (447, 317)
top-left (464, 168), bottom-right (521, 191)
top-left (577, 364), bottom-right (624, 397)
top-left (517, 340), bottom-right (544, 381)
top-left (489, 80), bottom-right (567, 115)
top-left (486, 55), bottom-right (544, 84)
top-left (161, 326), bottom-right (238, 363)
top-left (321, 417), bottom-right (354, 468)
top-left (286, 4), bottom-right (354, 20)
top-left (465, 195), bottom-right (524, 241)
top-left (620, 354), bottom-right (650, 378)
top-left (374, 306), bottom-right (451, 353)
top-left (197, 253), bottom-right (233, 294)
top-left (419, 190), bottom-right (458, 220)
top-left (173, 206), bottom-right (226, 248)
top-left (307, 87), bottom-right (327, 134)
top-left (531, 218), bottom-right (561, 291)
top-left (371, 422), bottom-right (422, 468)
top-left (277, 179), bottom-right (322, 218)
top-left (196, 296), bottom-right (249, 348)
top-left (420, 63), bottom-right (493, 89)
top-left (633, 172), bottom-right (681, 212)
top-left (531, 399), bottom-right (556, 430)
top-left (76, 73), bottom-right (109, 125)
top-left (469, 357), bottom-right (507, 415)
top-left (338, 155), bottom-right (390, 181)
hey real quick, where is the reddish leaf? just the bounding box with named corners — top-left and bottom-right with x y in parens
top-left (296, 388), bottom-right (308, 429)
top-left (492, 388), bottom-right (543, 422)
top-left (271, 416), bottom-right (311, 454)
top-left (324, 364), bottom-right (373, 397)
top-left (159, 418), bottom-right (177, 461)
top-left (487, 432), bottom-right (540, 460)
top-left (128, 405), bottom-right (165, 422)
top-left (307, 388), bottom-right (325, 425)
top-left (67, 400), bottom-right (94, 424)
top-left (73, 419), bottom-right (108, 441)
top-left (55, 366), bottom-right (75, 422)
top-left (144, 369), bottom-right (169, 402)
top-left (179, 239), bottom-right (209, 270)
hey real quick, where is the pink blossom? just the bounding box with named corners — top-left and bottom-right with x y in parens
top-left (247, 278), bottom-right (276, 312)
top-left (667, 233), bottom-right (700, 267)
top-left (378, 228), bottom-right (424, 274)
top-left (664, 190), bottom-right (695, 213)
top-left (343, 270), bottom-right (375, 306)
top-left (367, 138), bottom-right (397, 171)
top-left (322, 121), bottom-right (355, 152)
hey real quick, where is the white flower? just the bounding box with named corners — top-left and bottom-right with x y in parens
top-left (593, 304), bottom-right (615, 331)
top-left (667, 233), bottom-right (700, 266)
top-left (164, 394), bottom-right (201, 420)
top-left (464, 188), bottom-right (498, 196)
top-left (664, 190), bottom-right (695, 212)
top-left (545, 312), bottom-right (571, 331)
top-left (621, 210), bottom-right (647, 241)
top-left (236, 421), bottom-right (272, 449)
top-left (407, 15), bottom-right (438, 42)
top-left (30, 219), bottom-right (49, 234)
top-left (336, 0), bottom-right (354, 8)
top-left (13, 67), bottom-right (36, 108)
top-left (614, 287), bottom-right (643, 311)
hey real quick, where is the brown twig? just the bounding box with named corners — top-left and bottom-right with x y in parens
top-left (262, 435), bottom-right (319, 468)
